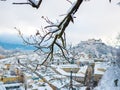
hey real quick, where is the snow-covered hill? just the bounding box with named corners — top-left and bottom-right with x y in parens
top-left (72, 39), bottom-right (116, 59)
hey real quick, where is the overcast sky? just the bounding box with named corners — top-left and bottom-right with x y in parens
top-left (0, 0), bottom-right (120, 45)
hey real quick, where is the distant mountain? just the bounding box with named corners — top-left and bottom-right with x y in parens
top-left (72, 39), bottom-right (116, 59)
top-left (0, 41), bottom-right (35, 50)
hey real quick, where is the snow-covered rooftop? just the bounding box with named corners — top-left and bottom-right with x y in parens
top-left (94, 62), bottom-right (109, 75)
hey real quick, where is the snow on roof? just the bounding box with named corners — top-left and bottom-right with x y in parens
top-left (3, 83), bottom-right (22, 87)
top-left (77, 66), bottom-right (88, 75)
top-left (79, 87), bottom-right (87, 90)
top-left (23, 72), bottom-right (32, 76)
top-left (53, 75), bottom-right (66, 78)
top-left (49, 76), bottom-right (82, 89)
top-left (79, 58), bottom-right (94, 63)
top-left (94, 62), bottom-right (108, 75)
top-left (38, 86), bottom-right (52, 90)
top-left (27, 83), bottom-right (52, 90)
top-left (59, 64), bottom-right (79, 68)
top-left (44, 76), bottom-right (53, 81)
top-left (51, 79), bottom-right (69, 88)
top-left (56, 67), bottom-right (85, 77)
top-left (38, 84), bottom-right (52, 90)
top-left (0, 57), bottom-right (14, 62)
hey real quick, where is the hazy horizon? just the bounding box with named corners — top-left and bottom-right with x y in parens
top-left (0, 0), bottom-right (120, 46)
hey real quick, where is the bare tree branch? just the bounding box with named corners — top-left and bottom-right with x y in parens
top-left (66, 0), bottom-right (73, 5)
top-left (15, 0), bottom-right (84, 66)
top-left (13, 0), bottom-right (42, 9)
top-left (13, 2), bottom-right (31, 5)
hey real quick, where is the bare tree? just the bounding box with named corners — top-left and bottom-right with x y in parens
top-left (13, 0), bottom-right (84, 66)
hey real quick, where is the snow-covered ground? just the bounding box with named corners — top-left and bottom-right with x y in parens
top-left (0, 39), bottom-right (119, 90)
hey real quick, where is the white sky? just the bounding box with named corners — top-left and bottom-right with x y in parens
top-left (0, 0), bottom-right (120, 45)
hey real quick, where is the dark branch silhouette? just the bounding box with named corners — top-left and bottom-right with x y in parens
top-left (14, 0), bottom-right (83, 65)
top-left (13, 0), bottom-right (42, 9)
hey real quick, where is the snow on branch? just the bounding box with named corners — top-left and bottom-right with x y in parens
top-left (13, 0), bottom-right (42, 9)
top-left (15, 0), bottom-right (83, 66)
